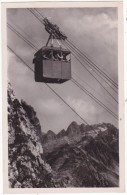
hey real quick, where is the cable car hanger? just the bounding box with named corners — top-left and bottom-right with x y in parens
top-left (43, 17), bottom-right (67, 41)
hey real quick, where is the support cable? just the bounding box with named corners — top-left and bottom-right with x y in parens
top-left (8, 22), bottom-right (116, 110)
top-left (29, 8), bottom-right (118, 89)
top-left (7, 23), bottom-right (38, 51)
top-left (65, 40), bottom-right (118, 93)
top-left (62, 41), bottom-right (118, 104)
top-left (27, 8), bottom-right (45, 25)
top-left (28, 9), bottom-right (118, 100)
top-left (66, 39), bottom-right (118, 89)
top-left (73, 71), bottom-right (117, 110)
top-left (71, 78), bottom-right (118, 120)
top-left (33, 8), bottom-right (45, 19)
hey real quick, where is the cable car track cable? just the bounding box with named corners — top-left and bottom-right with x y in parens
top-left (27, 8), bottom-right (45, 25)
top-left (67, 39), bottom-right (118, 87)
top-left (9, 19), bottom-right (41, 49)
top-left (66, 39), bottom-right (118, 89)
top-left (61, 41), bottom-right (118, 103)
top-left (7, 23), bottom-right (38, 51)
top-left (29, 8), bottom-right (118, 89)
top-left (71, 78), bottom-right (118, 120)
top-left (72, 71), bottom-right (117, 110)
top-left (28, 9), bottom-right (118, 98)
top-left (8, 21), bottom-right (116, 109)
top-left (7, 22), bottom-right (118, 118)
top-left (65, 40), bottom-right (118, 93)
top-left (33, 8), bottom-right (45, 19)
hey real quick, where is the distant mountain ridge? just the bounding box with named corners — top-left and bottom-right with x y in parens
top-left (42, 121), bottom-right (117, 154)
top-left (43, 121), bottom-right (114, 140)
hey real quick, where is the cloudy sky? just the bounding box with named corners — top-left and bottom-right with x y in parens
top-left (7, 7), bottom-right (118, 133)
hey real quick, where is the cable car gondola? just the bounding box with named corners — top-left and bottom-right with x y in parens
top-left (33, 20), bottom-right (71, 84)
top-left (33, 46), bottom-right (71, 83)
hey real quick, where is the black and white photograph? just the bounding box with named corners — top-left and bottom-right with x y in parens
top-left (2, 1), bottom-right (124, 193)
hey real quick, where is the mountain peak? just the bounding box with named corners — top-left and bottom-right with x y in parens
top-left (47, 130), bottom-right (56, 136)
top-left (70, 121), bottom-right (78, 126)
top-left (42, 130), bottom-right (57, 143)
top-left (66, 121), bottom-right (81, 136)
top-left (57, 129), bottom-right (66, 138)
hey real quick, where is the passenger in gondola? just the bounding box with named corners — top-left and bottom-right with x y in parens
top-left (43, 51), bottom-right (52, 60)
top-left (53, 52), bottom-right (58, 61)
top-left (57, 52), bottom-right (63, 60)
top-left (63, 53), bottom-right (67, 61)
top-left (43, 53), bottom-right (49, 60)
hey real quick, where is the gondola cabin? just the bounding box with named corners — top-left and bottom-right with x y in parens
top-left (33, 46), bottom-right (71, 83)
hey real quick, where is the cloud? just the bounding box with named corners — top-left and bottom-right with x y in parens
top-left (8, 50), bottom-right (29, 76)
top-left (66, 96), bottom-right (98, 116)
top-left (63, 11), bottom-right (117, 45)
top-left (62, 9), bottom-right (118, 81)
top-left (36, 99), bottom-right (66, 117)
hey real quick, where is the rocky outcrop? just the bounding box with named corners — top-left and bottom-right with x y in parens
top-left (8, 82), bottom-right (57, 188)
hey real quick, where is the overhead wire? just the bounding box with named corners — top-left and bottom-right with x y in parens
top-left (53, 34), bottom-right (118, 120)
top-left (29, 8), bottom-right (118, 91)
top-left (7, 23), bottom-right (38, 51)
top-left (27, 8), bottom-right (45, 25)
top-left (65, 40), bottom-right (118, 93)
top-left (8, 20), bottom-right (117, 111)
top-left (8, 19), bottom-right (114, 109)
top-left (28, 8), bottom-right (118, 102)
top-left (71, 78), bottom-right (118, 120)
top-left (72, 71), bottom-right (117, 110)
top-left (61, 41), bottom-right (118, 104)
top-left (8, 19), bottom-right (41, 49)
top-left (67, 39), bottom-right (118, 86)
top-left (33, 8), bottom-right (45, 19)
top-left (66, 39), bottom-right (118, 89)
top-left (7, 21), bottom-right (118, 121)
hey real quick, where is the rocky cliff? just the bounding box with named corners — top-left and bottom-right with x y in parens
top-left (8, 82), bottom-right (57, 188)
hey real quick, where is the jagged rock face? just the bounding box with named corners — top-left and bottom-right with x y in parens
top-left (43, 122), bottom-right (119, 187)
top-left (8, 83), bottom-right (56, 188)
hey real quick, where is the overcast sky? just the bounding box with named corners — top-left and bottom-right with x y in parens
top-left (7, 7), bottom-right (118, 133)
